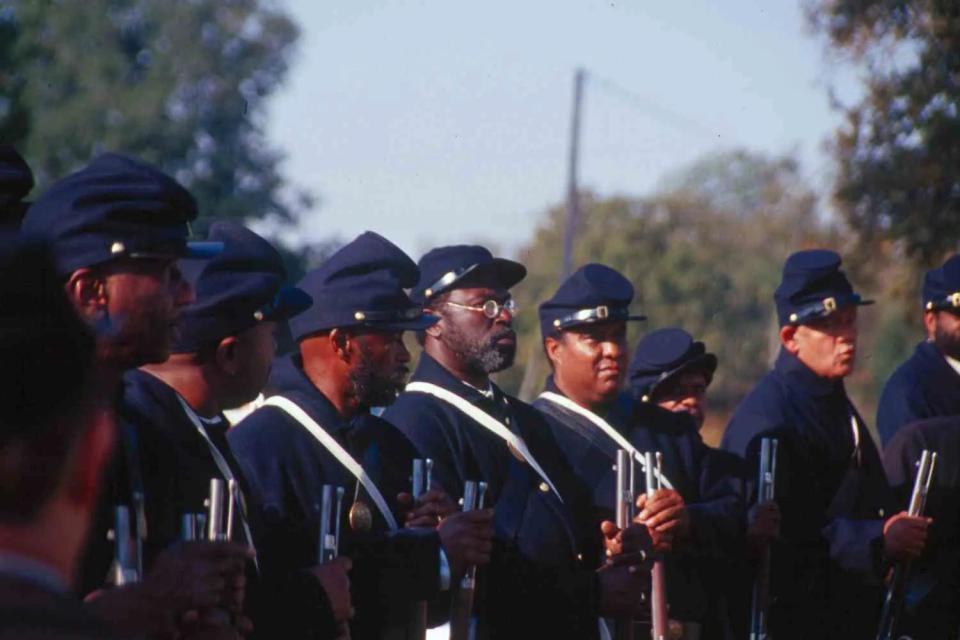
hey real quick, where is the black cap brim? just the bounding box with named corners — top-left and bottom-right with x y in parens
top-left (263, 285), bottom-right (313, 322)
top-left (183, 240), bottom-right (224, 259)
top-left (461, 258), bottom-right (527, 291)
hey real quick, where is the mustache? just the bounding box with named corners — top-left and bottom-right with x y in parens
top-left (488, 328), bottom-right (516, 344)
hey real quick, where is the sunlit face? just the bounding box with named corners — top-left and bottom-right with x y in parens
top-left (546, 321), bottom-right (627, 408)
top-left (102, 257), bottom-right (195, 367)
top-left (653, 369), bottom-right (710, 429)
top-left (783, 305), bottom-right (858, 379)
top-left (434, 286), bottom-right (517, 374)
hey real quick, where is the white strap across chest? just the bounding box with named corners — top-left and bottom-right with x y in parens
top-left (537, 391), bottom-right (674, 490)
top-left (263, 395), bottom-right (399, 531)
top-left (404, 381), bottom-right (563, 501)
top-left (175, 395), bottom-right (259, 559)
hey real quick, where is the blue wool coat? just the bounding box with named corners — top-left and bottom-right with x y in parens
top-left (533, 379), bottom-right (744, 639)
top-left (721, 349), bottom-right (892, 640)
top-left (877, 340), bottom-right (960, 446)
top-left (228, 354), bottom-right (443, 640)
top-left (382, 353), bottom-right (603, 640)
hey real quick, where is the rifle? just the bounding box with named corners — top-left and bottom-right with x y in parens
top-left (875, 449), bottom-right (937, 640)
top-left (615, 449), bottom-right (637, 640)
top-left (750, 437), bottom-right (778, 640)
top-left (108, 504), bottom-right (141, 585)
top-left (449, 480), bottom-right (488, 640)
top-left (205, 478), bottom-right (238, 542)
top-left (409, 458), bottom-right (434, 640)
top-left (646, 451), bottom-right (668, 640)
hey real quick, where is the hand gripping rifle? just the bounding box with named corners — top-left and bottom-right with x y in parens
top-left (449, 480), bottom-right (488, 640)
top-left (615, 449), bottom-right (637, 640)
top-left (750, 437), bottom-right (778, 640)
top-left (645, 451), bottom-right (669, 640)
top-left (876, 449), bottom-right (937, 640)
top-left (409, 458), bottom-right (434, 640)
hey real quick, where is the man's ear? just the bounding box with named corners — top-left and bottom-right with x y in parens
top-left (330, 328), bottom-right (352, 362)
top-left (424, 311), bottom-right (443, 340)
top-left (544, 335), bottom-right (563, 368)
top-left (64, 268), bottom-right (108, 324)
top-left (779, 324), bottom-right (800, 355)
top-left (924, 310), bottom-right (937, 341)
top-left (215, 336), bottom-right (241, 375)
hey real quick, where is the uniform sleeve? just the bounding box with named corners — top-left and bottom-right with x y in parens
top-left (683, 444), bottom-right (746, 559)
top-left (382, 398), bottom-right (466, 499)
top-left (821, 518), bottom-right (885, 576)
top-left (877, 374), bottom-right (930, 448)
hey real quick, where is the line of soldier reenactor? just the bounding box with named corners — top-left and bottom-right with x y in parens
top-left (0, 144), bottom-right (958, 640)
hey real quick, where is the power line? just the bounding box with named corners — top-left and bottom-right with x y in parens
top-left (587, 71), bottom-right (720, 139)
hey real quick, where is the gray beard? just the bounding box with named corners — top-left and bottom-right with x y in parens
top-left (444, 320), bottom-right (515, 375)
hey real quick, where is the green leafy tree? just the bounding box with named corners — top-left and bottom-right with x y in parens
top-left (806, 0), bottom-right (960, 266)
top-left (1, 0), bottom-right (308, 225)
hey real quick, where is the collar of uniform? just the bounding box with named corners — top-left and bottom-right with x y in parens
top-left (410, 352), bottom-right (509, 411)
top-left (944, 352), bottom-right (960, 378)
top-left (266, 353), bottom-right (354, 433)
top-left (774, 348), bottom-right (845, 398)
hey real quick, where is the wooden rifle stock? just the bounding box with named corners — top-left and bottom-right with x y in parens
top-left (876, 449), bottom-right (937, 640)
top-left (450, 480), bottom-right (487, 640)
top-left (646, 451), bottom-right (668, 640)
top-left (750, 437), bottom-right (778, 640)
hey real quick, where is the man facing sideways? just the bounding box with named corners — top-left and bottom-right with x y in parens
top-left (721, 249), bottom-right (930, 640)
top-left (0, 235), bottom-right (116, 639)
top-left (629, 327), bottom-right (717, 432)
top-left (383, 247), bottom-right (650, 640)
top-left (125, 221), bottom-right (355, 638)
top-left (877, 254), bottom-right (960, 446)
top-left (21, 154), bottom-right (253, 638)
top-left (229, 231), bottom-right (493, 639)
top-left (533, 264), bottom-right (743, 640)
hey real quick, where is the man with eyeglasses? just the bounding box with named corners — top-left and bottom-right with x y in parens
top-left (383, 246), bottom-right (651, 639)
top-left (876, 254), bottom-right (960, 446)
top-left (533, 265), bottom-right (743, 640)
top-left (721, 249), bottom-right (930, 640)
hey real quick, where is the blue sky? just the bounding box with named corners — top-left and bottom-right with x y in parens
top-left (265, 0), bottom-right (860, 257)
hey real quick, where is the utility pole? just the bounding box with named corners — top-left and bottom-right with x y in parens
top-left (561, 67), bottom-right (585, 280)
top-left (520, 68), bottom-right (585, 402)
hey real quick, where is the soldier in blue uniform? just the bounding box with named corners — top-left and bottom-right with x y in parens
top-left (20, 154), bottom-right (254, 639)
top-left (629, 327), bottom-right (717, 431)
top-left (382, 247), bottom-right (650, 640)
top-left (721, 249), bottom-right (930, 640)
top-left (532, 264), bottom-right (743, 639)
top-left (123, 221), bottom-right (354, 638)
top-left (228, 231), bottom-right (494, 639)
top-left (883, 416), bottom-right (960, 639)
top-left (877, 254), bottom-right (960, 446)
top-left (0, 235), bottom-right (119, 639)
